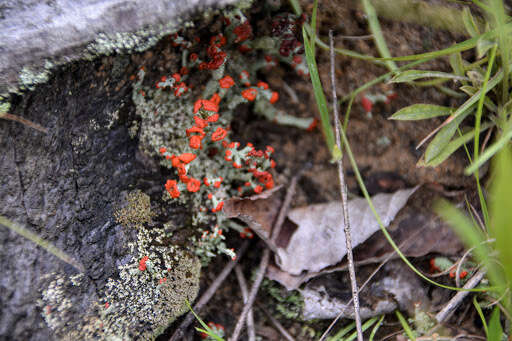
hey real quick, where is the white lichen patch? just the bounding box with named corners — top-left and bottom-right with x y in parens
top-left (40, 191), bottom-right (201, 340)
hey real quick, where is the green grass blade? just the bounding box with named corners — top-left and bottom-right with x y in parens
top-left (449, 52), bottom-right (466, 78)
top-left (185, 300), bottom-right (224, 341)
top-left (369, 315), bottom-right (385, 341)
top-left (424, 108), bottom-right (472, 163)
top-left (341, 58), bottom-right (428, 103)
top-left (473, 296), bottom-right (489, 336)
top-left (489, 0), bottom-right (510, 105)
top-left (488, 306), bottom-right (503, 341)
top-left (421, 122), bottom-right (492, 167)
top-left (303, 26), bottom-right (335, 152)
top-left (344, 317), bottom-right (378, 341)
top-left (330, 321), bottom-right (356, 340)
top-left (288, 0), bottom-right (302, 15)
top-left (465, 127), bottom-right (512, 174)
top-left (450, 68), bottom-right (502, 123)
top-left (0, 215), bottom-right (84, 272)
top-left (489, 146), bottom-right (512, 307)
top-left (377, 29), bottom-right (494, 61)
top-left (390, 70), bottom-right (468, 83)
top-left (389, 104), bottom-right (453, 121)
top-left (362, 0), bottom-right (397, 71)
top-left (462, 7), bottom-right (480, 37)
top-left (311, 0), bottom-right (318, 57)
top-left (395, 310), bottom-right (416, 341)
top-left (435, 200), bottom-right (503, 292)
top-left (471, 43), bottom-right (496, 226)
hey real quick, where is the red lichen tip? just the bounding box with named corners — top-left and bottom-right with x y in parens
top-left (139, 256), bottom-right (149, 271)
top-left (270, 91), bottom-right (279, 104)
top-left (211, 127), bottom-right (228, 142)
top-left (242, 88), bottom-right (257, 101)
top-left (178, 153), bottom-right (196, 164)
top-left (187, 178), bottom-right (201, 192)
top-left (219, 75), bottom-right (235, 89)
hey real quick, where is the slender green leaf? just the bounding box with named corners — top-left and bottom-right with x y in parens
top-left (462, 7), bottom-right (480, 37)
top-left (369, 315), bottom-right (385, 341)
top-left (421, 122), bottom-right (492, 167)
top-left (344, 317), bottom-right (378, 341)
top-left (490, 146), bottom-right (512, 299)
top-left (362, 0), bottom-right (397, 71)
top-left (450, 53), bottom-right (466, 78)
top-left (465, 127), bottom-right (512, 174)
top-left (477, 37), bottom-right (495, 59)
top-left (444, 68), bottom-right (502, 128)
top-left (311, 0), bottom-right (318, 57)
top-left (331, 321), bottom-right (356, 340)
top-left (473, 297), bottom-right (489, 336)
top-left (378, 27), bottom-right (500, 61)
top-left (389, 104), bottom-right (453, 121)
top-left (488, 306), bottom-right (503, 341)
top-left (185, 300), bottom-right (224, 341)
top-left (395, 310), bottom-right (416, 341)
top-left (303, 26), bottom-right (335, 151)
top-left (435, 200), bottom-right (502, 291)
top-left (472, 44), bottom-right (497, 227)
top-left (0, 215), bottom-right (84, 272)
top-left (390, 70), bottom-right (468, 83)
top-left (288, 0), bottom-right (302, 15)
top-left (424, 108), bottom-right (472, 163)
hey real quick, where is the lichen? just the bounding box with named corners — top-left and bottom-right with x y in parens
top-left (262, 278), bottom-right (304, 320)
top-left (114, 190), bottom-right (154, 229)
top-left (41, 191), bottom-right (201, 340)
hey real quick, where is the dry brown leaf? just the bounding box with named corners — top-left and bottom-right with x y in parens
top-left (276, 187), bottom-right (418, 275)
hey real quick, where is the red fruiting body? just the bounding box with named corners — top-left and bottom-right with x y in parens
top-left (233, 21), bottom-right (253, 42)
top-left (270, 91), bottom-right (279, 104)
top-left (361, 96), bottom-right (373, 112)
top-left (187, 178), bottom-right (201, 192)
top-left (242, 88), bottom-right (257, 101)
top-left (211, 127), bottom-right (228, 141)
top-left (219, 75), bottom-right (235, 89)
top-left (165, 180), bottom-right (180, 198)
top-left (159, 147), bottom-right (167, 154)
top-left (306, 118), bottom-right (318, 132)
top-left (189, 135), bottom-right (202, 149)
top-left (194, 116), bottom-right (208, 129)
top-left (257, 81), bottom-right (269, 90)
top-left (178, 153), bottom-right (196, 164)
top-left (139, 256), bottom-right (149, 271)
top-left (210, 93), bottom-right (221, 105)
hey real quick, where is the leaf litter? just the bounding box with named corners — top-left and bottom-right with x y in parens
top-left (225, 185), bottom-right (464, 318)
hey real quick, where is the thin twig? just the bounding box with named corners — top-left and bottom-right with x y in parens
top-left (1, 112), bottom-right (48, 133)
top-left (234, 265), bottom-right (256, 341)
top-left (229, 172), bottom-right (301, 341)
top-left (435, 269), bottom-right (486, 323)
top-left (169, 241), bottom-right (249, 341)
top-left (318, 220), bottom-right (424, 341)
top-left (257, 303), bottom-right (296, 341)
top-left (329, 30), bottom-right (363, 341)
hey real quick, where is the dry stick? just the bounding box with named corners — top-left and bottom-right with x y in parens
top-left (328, 30), bottom-right (363, 341)
top-left (317, 224), bottom-right (424, 341)
top-left (435, 269), bottom-right (486, 323)
top-left (1, 113), bottom-right (48, 133)
top-left (169, 240), bottom-right (249, 341)
top-left (234, 265), bottom-right (256, 341)
top-left (257, 303), bottom-right (296, 341)
top-left (229, 173), bottom-right (301, 341)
